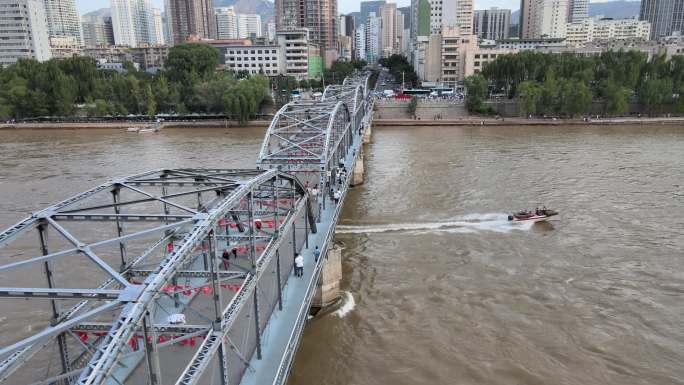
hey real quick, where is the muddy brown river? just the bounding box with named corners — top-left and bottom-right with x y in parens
top-left (1, 125), bottom-right (683, 385)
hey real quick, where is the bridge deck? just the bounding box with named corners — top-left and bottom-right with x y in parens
top-left (241, 115), bottom-right (366, 385)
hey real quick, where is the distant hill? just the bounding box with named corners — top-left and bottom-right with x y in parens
top-left (214, 0), bottom-right (275, 23)
top-left (589, 1), bottom-right (641, 19)
top-left (510, 1), bottom-right (640, 25)
top-left (82, 8), bottom-right (110, 19)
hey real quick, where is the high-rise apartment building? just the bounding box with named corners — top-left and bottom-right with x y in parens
top-left (111, 0), bottom-right (158, 47)
top-left (519, 0), bottom-right (536, 38)
top-left (396, 9), bottom-right (405, 54)
top-left (379, 3), bottom-right (397, 57)
top-left (519, 0), bottom-right (568, 38)
top-left (537, 0), bottom-right (568, 38)
top-left (275, 0), bottom-right (338, 54)
top-left (82, 13), bottom-right (115, 48)
top-left (355, 26), bottom-right (366, 60)
top-left (43, 0), bottom-right (82, 44)
top-left (567, 0), bottom-right (588, 22)
top-left (237, 14), bottom-right (262, 38)
top-left (153, 8), bottom-right (164, 44)
top-left (165, 0), bottom-right (217, 44)
top-left (215, 6), bottom-right (237, 39)
top-left (0, 0), bottom-right (51, 65)
top-left (411, 0), bottom-right (472, 38)
top-left (640, 0), bottom-right (684, 39)
top-left (365, 11), bottom-right (380, 62)
top-left (474, 8), bottom-right (511, 40)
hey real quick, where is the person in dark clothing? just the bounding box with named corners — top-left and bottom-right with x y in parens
top-left (221, 249), bottom-right (231, 269)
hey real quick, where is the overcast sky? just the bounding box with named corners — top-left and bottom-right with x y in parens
top-left (76, 0), bottom-right (613, 17)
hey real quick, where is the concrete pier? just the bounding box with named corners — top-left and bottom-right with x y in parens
top-left (351, 152), bottom-right (365, 186)
top-left (312, 245), bottom-right (343, 308)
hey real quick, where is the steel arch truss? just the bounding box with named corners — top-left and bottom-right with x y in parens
top-left (257, 100), bottom-right (352, 173)
top-left (0, 169), bottom-right (316, 385)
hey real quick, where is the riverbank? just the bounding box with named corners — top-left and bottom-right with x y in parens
top-left (0, 120), bottom-right (272, 130)
top-left (373, 116), bottom-right (684, 126)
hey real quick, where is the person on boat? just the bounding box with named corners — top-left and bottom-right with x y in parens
top-left (535, 208), bottom-right (540, 216)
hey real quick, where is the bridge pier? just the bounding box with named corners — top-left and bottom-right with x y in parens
top-left (312, 245), bottom-right (342, 309)
top-left (351, 151), bottom-right (365, 186)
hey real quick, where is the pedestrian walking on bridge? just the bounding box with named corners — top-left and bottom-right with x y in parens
top-left (294, 253), bottom-right (304, 277)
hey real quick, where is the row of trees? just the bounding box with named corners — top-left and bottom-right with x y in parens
top-left (465, 50), bottom-right (684, 117)
top-left (379, 55), bottom-right (418, 88)
top-left (0, 43), bottom-right (273, 122)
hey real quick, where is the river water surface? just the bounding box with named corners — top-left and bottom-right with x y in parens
top-left (1, 125), bottom-right (683, 385)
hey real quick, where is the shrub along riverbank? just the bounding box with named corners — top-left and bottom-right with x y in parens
top-left (464, 50), bottom-right (684, 117)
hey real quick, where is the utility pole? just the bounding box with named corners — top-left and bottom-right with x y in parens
top-left (402, 71), bottom-right (405, 91)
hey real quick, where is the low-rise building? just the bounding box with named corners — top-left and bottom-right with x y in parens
top-left (83, 44), bottom-right (169, 72)
top-left (496, 37), bottom-right (566, 50)
top-left (276, 29), bottom-right (321, 79)
top-left (565, 18), bottom-right (650, 47)
top-left (49, 36), bottom-right (82, 59)
top-left (464, 46), bottom-right (518, 76)
top-left (225, 44), bottom-right (283, 75)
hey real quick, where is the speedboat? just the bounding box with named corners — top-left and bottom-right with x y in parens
top-left (508, 209), bottom-right (558, 222)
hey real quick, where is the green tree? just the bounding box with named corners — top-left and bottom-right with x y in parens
top-left (165, 43), bottom-right (220, 85)
top-left (517, 80), bottom-right (542, 116)
top-left (464, 74), bottom-right (488, 113)
top-left (639, 78), bottom-right (672, 115)
top-left (599, 80), bottom-right (630, 116)
top-left (559, 79), bottom-right (592, 117)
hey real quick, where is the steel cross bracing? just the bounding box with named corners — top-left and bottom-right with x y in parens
top-left (0, 168), bottom-right (316, 385)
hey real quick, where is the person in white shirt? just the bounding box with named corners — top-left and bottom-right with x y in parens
top-left (294, 253), bottom-right (304, 277)
top-left (333, 190), bottom-right (341, 204)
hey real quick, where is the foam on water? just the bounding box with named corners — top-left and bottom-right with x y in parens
top-left (334, 291), bottom-right (356, 318)
top-left (336, 213), bottom-right (535, 235)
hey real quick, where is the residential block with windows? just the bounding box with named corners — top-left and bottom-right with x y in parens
top-left (225, 45), bottom-right (284, 75)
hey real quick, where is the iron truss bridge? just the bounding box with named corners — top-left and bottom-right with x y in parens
top-left (0, 72), bottom-right (373, 385)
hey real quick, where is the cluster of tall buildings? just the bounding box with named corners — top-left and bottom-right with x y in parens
top-left (0, 0), bottom-right (268, 67)
top-left (2, 0), bottom-right (684, 84)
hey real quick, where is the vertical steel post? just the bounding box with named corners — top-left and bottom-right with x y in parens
top-left (248, 190), bottom-right (262, 359)
top-left (210, 227), bottom-right (229, 385)
top-left (304, 203), bottom-right (309, 249)
top-left (208, 230), bottom-right (223, 323)
top-left (38, 223), bottom-right (71, 382)
top-left (274, 175), bottom-right (283, 311)
top-left (275, 250), bottom-right (283, 310)
top-left (142, 314), bottom-right (162, 385)
top-left (112, 188), bottom-right (127, 271)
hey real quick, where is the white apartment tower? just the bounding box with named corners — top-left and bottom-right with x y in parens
top-left (43, 0), bottom-right (82, 44)
top-left (424, 0), bottom-right (473, 35)
top-left (216, 7), bottom-right (238, 39)
top-left (365, 12), bottom-right (380, 63)
top-left (537, 0), bottom-right (568, 38)
top-left (110, 0), bottom-right (157, 47)
top-left (152, 7), bottom-right (164, 44)
top-left (237, 14), bottom-right (261, 39)
top-left (0, 0), bottom-right (51, 65)
top-left (355, 26), bottom-right (366, 60)
top-left (567, 0), bottom-right (588, 23)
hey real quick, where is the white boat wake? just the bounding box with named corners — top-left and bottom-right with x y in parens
top-left (334, 291), bottom-right (356, 318)
top-left (336, 213), bottom-right (535, 235)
